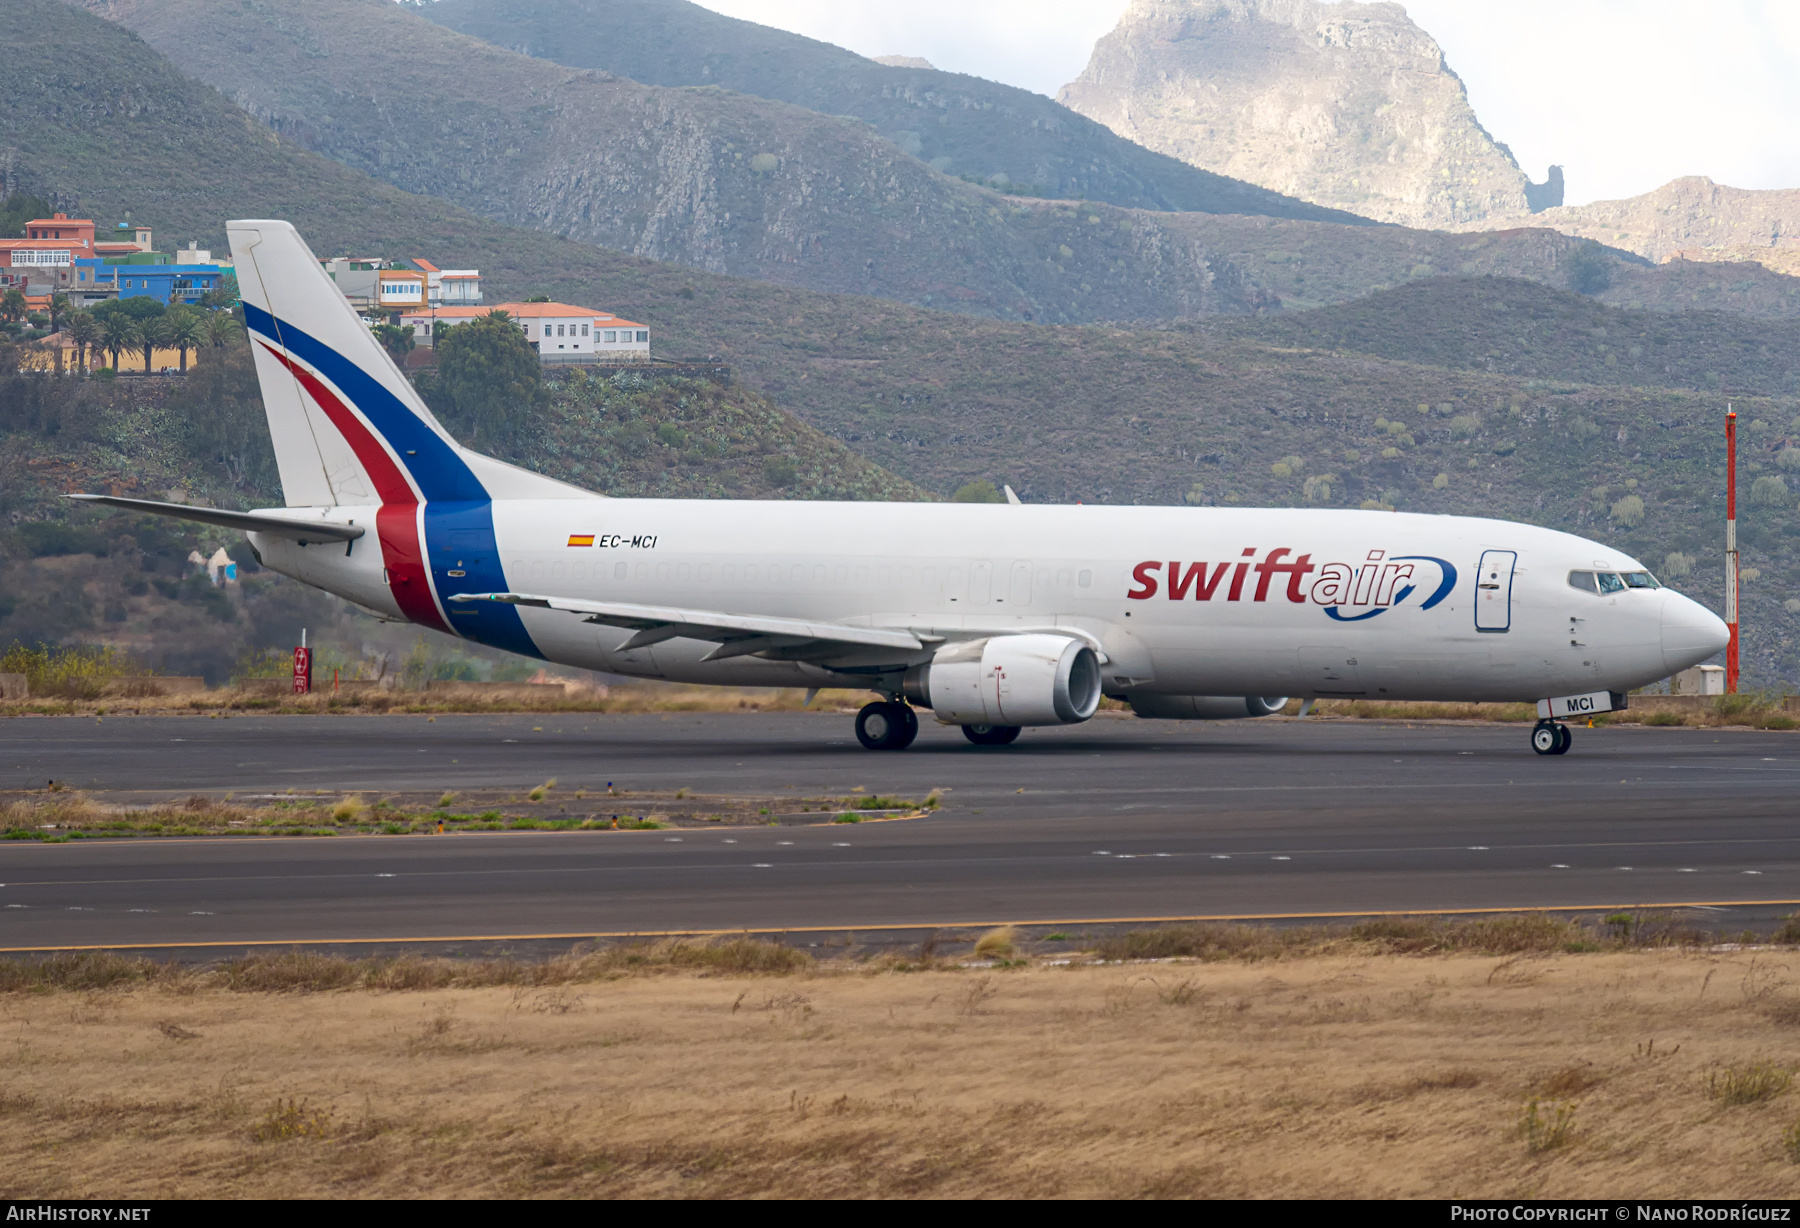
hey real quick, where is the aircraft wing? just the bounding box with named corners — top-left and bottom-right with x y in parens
top-left (449, 592), bottom-right (926, 662)
top-left (66, 494), bottom-right (365, 544)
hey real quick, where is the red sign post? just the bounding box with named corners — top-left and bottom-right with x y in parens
top-left (293, 645), bottom-right (311, 695)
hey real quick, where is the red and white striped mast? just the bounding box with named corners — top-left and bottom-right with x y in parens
top-left (1725, 405), bottom-right (1740, 693)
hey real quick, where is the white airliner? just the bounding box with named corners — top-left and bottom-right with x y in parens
top-left (72, 220), bottom-right (1729, 756)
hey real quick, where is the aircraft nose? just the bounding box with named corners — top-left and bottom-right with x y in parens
top-left (1662, 591), bottom-right (1730, 674)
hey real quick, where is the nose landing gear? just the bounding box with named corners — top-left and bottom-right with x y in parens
top-left (1531, 719), bottom-right (1572, 756)
top-left (855, 701), bottom-right (919, 750)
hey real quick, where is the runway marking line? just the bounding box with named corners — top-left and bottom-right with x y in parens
top-left (6, 899), bottom-right (1800, 953)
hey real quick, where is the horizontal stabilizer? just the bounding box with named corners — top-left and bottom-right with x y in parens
top-left (450, 592), bottom-right (923, 657)
top-left (66, 494), bottom-right (365, 543)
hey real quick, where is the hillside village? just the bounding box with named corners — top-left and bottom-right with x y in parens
top-left (3, 0), bottom-right (1800, 689)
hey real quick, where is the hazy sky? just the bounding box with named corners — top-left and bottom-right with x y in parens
top-left (693, 0), bottom-right (1800, 206)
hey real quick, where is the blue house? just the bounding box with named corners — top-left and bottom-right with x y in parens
top-left (74, 257), bottom-right (226, 306)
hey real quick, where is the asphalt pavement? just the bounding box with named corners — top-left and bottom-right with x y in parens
top-left (2, 712), bottom-right (1797, 950)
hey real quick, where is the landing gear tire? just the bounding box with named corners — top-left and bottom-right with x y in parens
top-left (961, 723), bottom-right (1022, 746)
top-left (855, 701), bottom-right (919, 750)
top-left (1531, 720), bottom-right (1571, 756)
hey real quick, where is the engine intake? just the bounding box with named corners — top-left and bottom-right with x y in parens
top-left (903, 634), bottom-right (1101, 726)
top-left (1129, 695), bottom-right (1289, 720)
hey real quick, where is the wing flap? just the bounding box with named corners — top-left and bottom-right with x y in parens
top-left (449, 592), bottom-right (925, 655)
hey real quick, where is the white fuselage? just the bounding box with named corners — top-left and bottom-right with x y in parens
top-left (250, 500), bottom-right (1729, 704)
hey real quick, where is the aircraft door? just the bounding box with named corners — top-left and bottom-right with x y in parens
top-left (969, 561), bottom-right (992, 606)
top-left (1475, 550), bottom-right (1517, 633)
top-left (1008, 561), bottom-right (1032, 607)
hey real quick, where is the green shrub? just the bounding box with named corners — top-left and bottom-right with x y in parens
top-left (1609, 494), bottom-right (1645, 527)
top-left (950, 479), bottom-right (1004, 503)
top-left (1709, 1062), bottom-right (1792, 1105)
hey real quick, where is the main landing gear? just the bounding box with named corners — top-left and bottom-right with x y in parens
top-left (1531, 719), bottom-right (1572, 756)
top-left (855, 701), bottom-right (919, 750)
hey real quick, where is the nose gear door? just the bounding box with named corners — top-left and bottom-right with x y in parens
top-left (1475, 550), bottom-right (1517, 633)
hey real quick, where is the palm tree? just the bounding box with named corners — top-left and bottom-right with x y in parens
top-left (205, 310), bottom-right (242, 349)
top-left (65, 311), bottom-right (99, 371)
top-left (164, 308), bottom-right (205, 372)
top-left (138, 313), bottom-right (172, 372)
top-left (99, 313), bottom-right (138, 372)
top-left (0, 287), bottom-right (24, 323)
top-left (48, 293), bottom-right (67, 333)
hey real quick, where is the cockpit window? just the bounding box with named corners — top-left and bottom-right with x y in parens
top-left (1622, 571), bottom-right (1660, 589)
top-left (1597, 572), bottom-right (1627, 594)
top-left (1567, 570), bottom-right (1599, 593)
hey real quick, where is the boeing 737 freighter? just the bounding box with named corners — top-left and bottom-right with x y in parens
top-left (71, 220), bottom-right (1730, 755)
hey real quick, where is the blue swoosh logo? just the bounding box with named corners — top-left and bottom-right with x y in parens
top-left (1320, 558), bottom-right (1455, 620)
top-left (1393, 556), bottom-right (1458, 609)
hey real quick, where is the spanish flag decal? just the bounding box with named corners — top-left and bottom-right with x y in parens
top-left (567, 534), bottom-right (596, 547)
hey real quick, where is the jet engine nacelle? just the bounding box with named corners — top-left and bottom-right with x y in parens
top-left (1129, 695), bottom-right (1289, 720)
top-left (903, 634), bottom-right (1102, 726)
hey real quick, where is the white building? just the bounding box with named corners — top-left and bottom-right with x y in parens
top-left (411, 259), bottom-right (482, 307)
top-left (403, 301), bottom-right (650, 359)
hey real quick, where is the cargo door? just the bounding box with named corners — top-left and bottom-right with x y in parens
top-left (1475, 550), bottom-right (1517, 633)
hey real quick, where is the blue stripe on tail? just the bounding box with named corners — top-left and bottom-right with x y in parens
top-left (243, 302), bottom-right (483, 502)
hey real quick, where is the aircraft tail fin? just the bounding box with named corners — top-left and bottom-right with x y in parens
top-left (227, 220), bottom-right (591, 507)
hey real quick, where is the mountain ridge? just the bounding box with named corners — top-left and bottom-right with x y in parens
top-left (1463, 176), bottom-right (1800, 278)
top-left (1058, 0), bottom-right (1554, 227)
top-left (420, 0), bottom-right (1370, 224)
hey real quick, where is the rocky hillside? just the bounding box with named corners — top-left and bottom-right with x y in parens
top-left (1211, 276), bottom-right (1800, 397)
top-left (1464, 176), bottom-right (1800, 275)
top-left (52, 0), bottom-right (1292, 323)
top-left (1058, 0), bottom-right (1556, 227)
top-left (421, 0), bottom-right (1364, 223)
top-left (41, 0), bottom-right (1800, 326)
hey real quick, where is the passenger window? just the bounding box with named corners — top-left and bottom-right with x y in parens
top-left (1077, 569), bottom-right (1092, 588)
top-left (1622, 571), bottom-right (1660, 588)
top-left (1567, 571), bottom-right (1598, 594)
top-left (1597, 573), bottom-right (1626, 594)
top-left (614, 561), bottom-right (627, 581)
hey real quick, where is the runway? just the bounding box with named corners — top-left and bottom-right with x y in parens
top-left (2, 712), bottom-right (1798, 950)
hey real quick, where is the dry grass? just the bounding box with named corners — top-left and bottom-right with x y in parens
top-left (0, 683), bottom-right (876, 719)
top-left (1299, 696), bottom-right (1800, 730)
top-left (3, 942), bottom-right (1800, 1196)
top-left (0, 783), bottom-right (939, 840)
